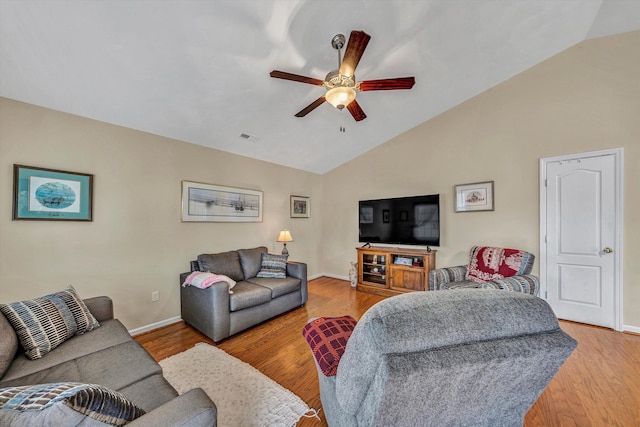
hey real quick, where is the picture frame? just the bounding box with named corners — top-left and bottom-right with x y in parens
top-left (182, 180), bottom-right (263, 222)
top-left (382, 209), bottom-right (390, 223)
top-left (13, 164), bottom-right (93, 221)
top-left (290, 195), bottom-right (310, 218)
top-left (455, 181), bottom-right (494, 212)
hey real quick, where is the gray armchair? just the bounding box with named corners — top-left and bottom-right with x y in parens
top-left (429, 245), bottom-right (540, 295)
top-left (308, 289), bottom-right (576, 427)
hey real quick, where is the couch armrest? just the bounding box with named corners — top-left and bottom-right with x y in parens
top-left (479, 275), bottom-right (540, 296)
top-left (181, 279), bottom-right (231, 343)
top-left (83, 296), bottom-right (114, 322)
top-left (127, 388), bottom-right (217, 427)
top-left (287, 261), bottom-right (308, 304)
top-left (427, 265), bottom-right (468, 291)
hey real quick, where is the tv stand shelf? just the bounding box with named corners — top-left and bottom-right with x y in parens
top-left (356, 246), bottom-right (436, 297)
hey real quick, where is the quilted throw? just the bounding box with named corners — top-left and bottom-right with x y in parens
top-left (465, 246), bottom-right (531, 283)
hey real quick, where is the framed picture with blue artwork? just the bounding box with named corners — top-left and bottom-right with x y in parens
top-left (13, 164), bottom-right (93, 221)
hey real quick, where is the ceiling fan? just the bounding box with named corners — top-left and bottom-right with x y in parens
top-left (270, 30), bottom-right (415, 122)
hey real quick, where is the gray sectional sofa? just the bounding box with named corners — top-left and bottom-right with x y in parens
top-left (0, 294), bottom-right (216, 426)
top-left (180, 246), bottom-right (308, 343)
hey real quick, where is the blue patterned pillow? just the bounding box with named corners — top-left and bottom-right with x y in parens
top-left (0, 296), bottom-right (77, 360)
top-left (0, 382), bottom-right (145, 426)
top-left (256, 253), bottom-right (288, 278)
top-left (51, 285), bottom-right (100, 334)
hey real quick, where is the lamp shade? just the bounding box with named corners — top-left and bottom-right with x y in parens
top-left (277, 229), bottom-right (293, 243)
top-left (325, 86), bottom-right (356, 110)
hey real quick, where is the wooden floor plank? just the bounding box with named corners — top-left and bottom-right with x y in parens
top-left (135, 277), bottom-right (640, 426)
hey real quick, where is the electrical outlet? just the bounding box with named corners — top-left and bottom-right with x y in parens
top-left (151, 291), bottom-right (159, 302)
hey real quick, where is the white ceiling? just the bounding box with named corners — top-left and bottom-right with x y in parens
top-left (1, 1), bottom-right (639, 174)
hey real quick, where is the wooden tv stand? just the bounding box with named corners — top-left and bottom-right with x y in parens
top-left (356, 246), bottom-right (436, 297)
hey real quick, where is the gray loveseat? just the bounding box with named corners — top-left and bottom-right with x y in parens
top-left (1, 294), bottom-right (216, 426)
top-left (180, 246), bottom-right (307, 343)
top-left (308, 289), bottom-right (576, 426)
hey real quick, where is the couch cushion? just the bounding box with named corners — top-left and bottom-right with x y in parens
top-left (247, 276), bottom-right (301, 298)
top-left (0, 295), bottom-right (77, 360)
top-left (256, 253), bottom-right (288, 279)
top-left (197, 250), bottom-right (245, 281)
top-left (0, 382), bottom-right (145, 426)
top-left (117, 374), bottom-right (178, 413)
top-left (0, 341), bottom-right (161, 392)
top-left (228, 281), bottom-right (272, 312)
top-left (0, 312), bottom-right (18, 379)
top-left (465, 246), bottom-right (534, 283)
top-left (302, 316), bottom-right (357, 376)
top-left (238, 246), bottom-right (268, 279)
top-left (51, 286), bottom-right (100, 334)
top-left (0, 319), bottom-right (133, 387)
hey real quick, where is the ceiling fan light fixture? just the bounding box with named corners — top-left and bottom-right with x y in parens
top-left (325, 86), bottom-right (356, 110)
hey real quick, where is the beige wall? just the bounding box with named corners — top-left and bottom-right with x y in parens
top-left (0, 99), bottom-right (323, 330)
top-left (321, 31), bottom-right (640, 329)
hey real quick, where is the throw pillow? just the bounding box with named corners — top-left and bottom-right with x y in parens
top-left (0, 296), bottom-right (77, 360)
top-left (256, 253), bottom-right (288, 279)
top-left (465, 246), bottom-right (531, 283)
top-left (51, 285), bottom-right (100, 335)
top-left (0, 382), bottom-right (145, 426)
top-left (182, 271), bottom-right (237, 293)
top-left (302, 316), bottom-right (358, 376)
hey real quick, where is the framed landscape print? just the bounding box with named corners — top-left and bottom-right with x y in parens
top-left (454, 181), bottom-right (494, 212)
top-left (13, 164), bottom-right (93, 221)
top-left (290, 195), bottom-right (310, 218)
top-left (182, 180), bottom-right (263, 222)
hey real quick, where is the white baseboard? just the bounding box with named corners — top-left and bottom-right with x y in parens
top-left (129, 316), bottom-right (182, 336)
top-left (623, 324), bottom-right (640, 334)
top-left (320, 273), bottom-right (349, 281)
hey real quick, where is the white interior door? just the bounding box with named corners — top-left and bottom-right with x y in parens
top-left (541, 150), bottom-right (622, 329)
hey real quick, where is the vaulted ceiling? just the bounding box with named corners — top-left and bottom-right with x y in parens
top-left (1, 1), bottom-right (639, 174)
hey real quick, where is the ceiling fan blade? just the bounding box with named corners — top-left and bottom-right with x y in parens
top-left (295, 96), bottom-right (326, 117)
top-left (358, 77), bottom-right (416, 91)
top-left (339, 31), bottom-right (371, 78)
top-left (347, 99), bottom-right (367, 122)
top-left (270, 70), bottom-right (324, 86)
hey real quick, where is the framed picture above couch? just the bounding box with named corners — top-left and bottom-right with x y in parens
top-left (182, 180), bottom-right (263, 222)
top-left (12, 164), bottom-right (93, 221)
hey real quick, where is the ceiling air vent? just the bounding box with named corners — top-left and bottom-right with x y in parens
top-left (239, 133), bottom-right (259, 143)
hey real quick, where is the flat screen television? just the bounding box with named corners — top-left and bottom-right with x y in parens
top-left (359, 194), bottom-right (440, 247)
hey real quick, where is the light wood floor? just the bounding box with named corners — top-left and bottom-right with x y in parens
top-left (134, 277), bottom-right (640, 426)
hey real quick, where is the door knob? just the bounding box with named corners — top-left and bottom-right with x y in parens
top-left (603, 247), bottom-right (613, 253)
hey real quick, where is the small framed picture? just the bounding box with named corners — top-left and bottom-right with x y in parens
top-left (13, 164), bottom-right (93, 221)
top-left (455, 181), bottom-right (494, 212)
top-left (382, 209), bottom-right (390, 223)
top-left (290, 195), bottom-right (310, 218)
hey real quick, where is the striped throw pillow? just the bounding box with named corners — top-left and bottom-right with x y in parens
top-left (256, 253), bottom-right (288, 278)
top-left (0, 382), bottom-right (145, 426)
top-left (51, 285), bottom-right (100, 334)
top-left (0, 295), bottom-right (77, 360)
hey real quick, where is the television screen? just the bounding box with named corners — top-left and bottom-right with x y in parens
top-left (359, 194), bottom-right (440, 247)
